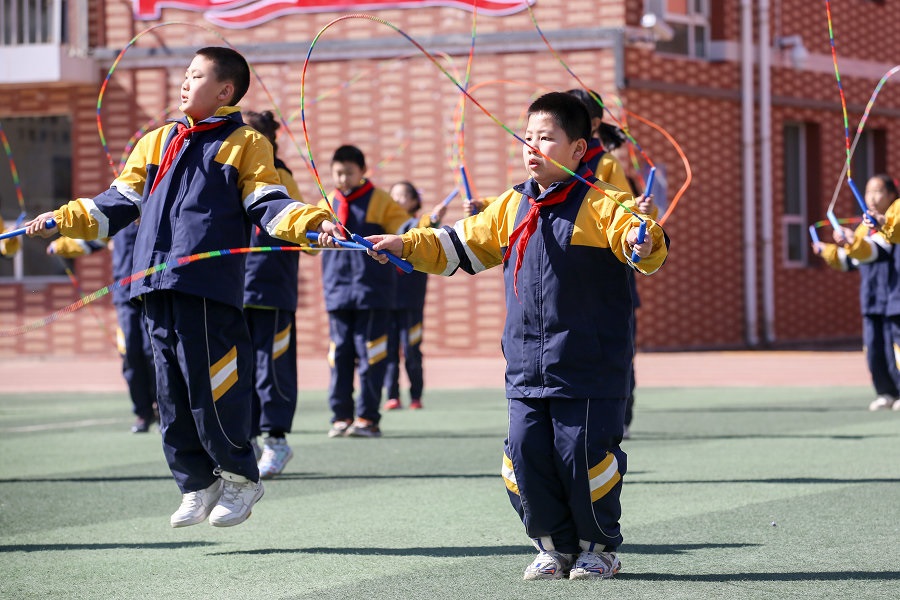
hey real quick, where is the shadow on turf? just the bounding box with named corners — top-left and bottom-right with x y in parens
top-left (209, 542), bottom-right (756, 558)
top-left (633, 432), bottom-right (897, 441)
top-left (0, 541), bottom-right (216, 553)
top-left (620, 571), bottom-right (900, 581)
top-left (630, 477), bottom-right (900, 485)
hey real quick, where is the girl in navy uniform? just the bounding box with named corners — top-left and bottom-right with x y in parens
top-left (383, 181), bottom-right (448, 411)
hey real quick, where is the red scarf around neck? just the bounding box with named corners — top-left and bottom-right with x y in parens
top-left (503, 176), bottom-right (584, 297)
top-left (150, 119), bottom-right (227, 195)
top-left (334, 180), bottom-right (374, 236)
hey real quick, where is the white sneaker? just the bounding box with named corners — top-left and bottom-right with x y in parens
top-left (208, 470), bottom-right (264, 527)
top-left (523, 550), bottom-right (574, 580)
top-left (170, 479), bottom-right (224, 528)
top-left (258, 437), bottom-right (293, 479)
top-left (250, 437), bottom-right (262, 461)
top-left (569, 550), bottom-right (622, 580)
top-left (869, 395), bottom-right (896, 411)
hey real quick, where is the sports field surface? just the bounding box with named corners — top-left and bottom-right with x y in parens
top-left (1, 351), bottom-right (898, 599)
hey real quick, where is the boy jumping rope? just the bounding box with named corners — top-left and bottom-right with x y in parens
top-left (354, 92), bottom-right (669, 580)
top-left (26, 47), bottom-right (337, 528)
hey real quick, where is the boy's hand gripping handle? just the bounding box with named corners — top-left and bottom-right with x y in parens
top-left (629, 221), bottom-right (647, 264)
top-left (0, 217), bottom-right (56, 240)
top-left (304, 231), bottom-right (366, 250)
top-left (350, 234), bottom-right (415, 273)
top-left (629, 167), bottom-right (655, 264)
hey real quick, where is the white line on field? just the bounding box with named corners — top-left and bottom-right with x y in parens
top-left (1, 418), bottom-right (123, 433)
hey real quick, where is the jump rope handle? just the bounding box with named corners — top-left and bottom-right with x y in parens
top-left (629, 168), bottom-right (655, 264)
top-left (0, 217), bottom-right (56, 241)
top-left (848, 178), bottom-right (875, 228)
top-left (304, 231), bottom-right (365, 250)
top-left (350, 234), bottom-right (415, 274)
top-left (460, 165), bottom-right (476, 216)
top-left (826, 211), bottom-right (845, 243)
top-left (808, 225), bottom-right (820, 245)
top-left (432, 189), bottom-right (459, 222)
top-left (304, 231), bottom-right (414, 273)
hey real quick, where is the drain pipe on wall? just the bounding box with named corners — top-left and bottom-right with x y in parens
top-left (759, 0), bottom-right (775, 344)
top-left (741, 0), bottom-right (759, 346)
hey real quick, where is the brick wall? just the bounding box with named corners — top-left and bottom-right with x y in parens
top-left (2, 0), bottom-right (899, 357)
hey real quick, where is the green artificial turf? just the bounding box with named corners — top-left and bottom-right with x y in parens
top-left (1, 385), bottom-right (898, 599)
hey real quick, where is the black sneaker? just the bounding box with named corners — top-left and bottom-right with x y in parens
top-left (131, 417), bottom-right (151, 433)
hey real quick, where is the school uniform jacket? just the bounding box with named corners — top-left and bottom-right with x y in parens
top-left (50, 107), bottom-right (330, 310)
top-left (243, 159), bottom-right (304, 311)
top-left (582, 138), bottom-right (631, 193)
top-left (819, 222), bottom-right (891, 316)
top-left (399, 165), bottom-right (669, 399)
top-left (318, 181), bottom-right (411, 311)
top-left (393, 214), bottom-right (433, 311)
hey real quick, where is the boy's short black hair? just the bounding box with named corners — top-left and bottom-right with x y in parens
top-left (332, 145), bottom-right (366, 169)
top-left (527, 92), bottom-right (591, 145)
top-left (196, 46), bottom-right (250, 105)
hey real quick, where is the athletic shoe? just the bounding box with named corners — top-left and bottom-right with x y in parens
top-left (622, 425), bottom-right (631, 440)
top-left (346, 418), bottom-right (382, 438)
top-left (258, 436), bottom-right (293, 479)
top-left (384, 398), bottom-right (402, 410)
top-left (409, 399), bottom-right (423, 410)
top-left (869, 395), bottom-right (895, 411)
top-left (523, 550), bottom-right (574, 580)
top-left (131, 416), bottom-right (152, 433)
top-left (893, 399), bottom-right (900, 411)
top-left (569, 550), bottom-right (622, 580)
top-left (328, 419), bottom-right (353, 438)
top-left (250, 437), bottom-right (262, 461)
top-left (170, 479), bottom-right (224, 528)
top-left (208, 470), bottom-right (264, 527)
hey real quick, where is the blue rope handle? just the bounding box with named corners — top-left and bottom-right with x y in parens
top-left (0, 217), bottom-right (55, 240)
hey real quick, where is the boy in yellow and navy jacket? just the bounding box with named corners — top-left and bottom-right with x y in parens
top-left (357, 92), bottom-right (669, 581)
top-left (26, 46), bottom-right (336, 528)
top-left (320, 145), bottom-right (411, 438)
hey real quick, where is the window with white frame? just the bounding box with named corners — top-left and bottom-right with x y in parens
top-left (0, 115), bottom-right (72, 281)
top-left (783, 123), bottom-right (807, 267)
top-left (649, 0), bottom-right (710, 59)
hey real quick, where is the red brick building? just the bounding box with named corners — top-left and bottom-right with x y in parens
top-left (1, 0), bottom-right (898, 358)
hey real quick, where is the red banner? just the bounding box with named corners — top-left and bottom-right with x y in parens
top-left (133, 0), bottom-right (534, 28)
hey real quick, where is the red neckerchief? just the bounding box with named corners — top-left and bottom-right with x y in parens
top-left (334, 180), bottom-right (374, 237)
top-left (582, 143), bottom-right (605, 166)
top-left (150, 119), bottom-right (227, 195)
top-left (503, 173), bottom-right (587, 297)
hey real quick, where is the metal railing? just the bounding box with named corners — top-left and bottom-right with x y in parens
top-left (1, 0), bottom-right (63, 46)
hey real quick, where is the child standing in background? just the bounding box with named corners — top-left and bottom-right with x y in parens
top-left (320, 145), bottom-right (411, 438)
top-left (48, 226), bottom-right (158, 433)
top-left (243, 110), bottom-right (304, 478)
top-left (383, 181), bottom-right (448, 411)
top-left (566, 89), bottom-right (656, 439)
top-left (823, 174), bottom-right (899, 411)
